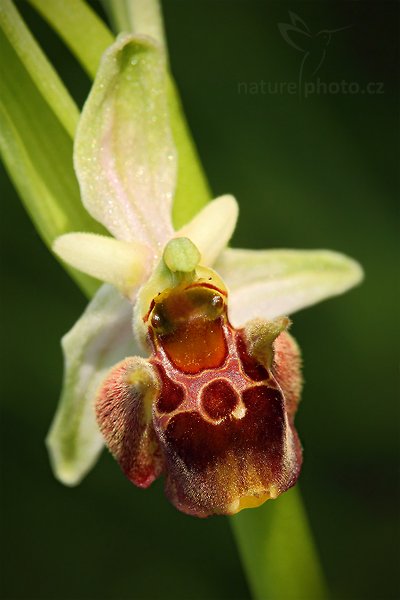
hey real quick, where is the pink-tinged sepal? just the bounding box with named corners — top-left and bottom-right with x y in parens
top-left (96, 357), bottom-right (163, 488)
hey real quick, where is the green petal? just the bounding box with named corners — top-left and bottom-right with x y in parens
top-left (47, 285), bottom-right (139, 485)
top-left (215, 248), bottom-right (363, 326)
top-left (176, 195), bottom-right (238, 266)
top-left (0, 0), bottom-right (105, 297)
top-left (53, 233), bottom-right (152, 298)
top-left (74, 33), bottom-right (176, 246)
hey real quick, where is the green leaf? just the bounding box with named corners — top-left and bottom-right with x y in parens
top-left (0, 0), bottom-right (79, 137)
top-left (168, 77), bottom-right (211, 228)
top-left (74, 33), bottom-right (176, 246)
top-left (231, 488), bottom-right (327, 600)
top-left (0, 1), bottom-right (107, 296)
top-left (47, 284), bottom-right (138, 485)
top-left (28, 0), bottom-right (114, 79)
top-left (215, 248), bottom-right (364, 326)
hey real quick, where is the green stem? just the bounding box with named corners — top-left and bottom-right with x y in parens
top-left (100, 0), bottom-right (131, 37)
top-left (101, 0), bottom-right (167, 56)
top-left (232, 487), bottom-right (327, 599)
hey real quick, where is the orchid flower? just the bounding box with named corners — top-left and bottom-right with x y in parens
top-left (48, 33), bottom-right (362, 517)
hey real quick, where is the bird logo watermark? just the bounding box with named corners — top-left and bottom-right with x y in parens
top-left (278, 11), bottom-right (350, 97)
top-left (236, 10), bottom-right (384, 99)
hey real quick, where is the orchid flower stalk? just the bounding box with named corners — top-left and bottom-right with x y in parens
top-left (0, 0), bottom-right (363, 597)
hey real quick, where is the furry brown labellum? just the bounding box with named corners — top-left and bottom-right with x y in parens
top-left (96, 280), bottom-right (302, 517)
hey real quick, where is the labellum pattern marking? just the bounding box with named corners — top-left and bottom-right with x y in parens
top-left (147, 282), bottom-right (302, 516)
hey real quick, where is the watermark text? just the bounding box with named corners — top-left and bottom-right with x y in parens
top-left (237, 79), bottom-right (384, 97)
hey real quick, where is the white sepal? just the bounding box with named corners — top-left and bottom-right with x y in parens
top-left (215, 248), bottom-right (363, 327)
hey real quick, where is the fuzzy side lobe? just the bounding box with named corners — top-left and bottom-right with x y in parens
top-left (96, 357), bottom-right (163, 488)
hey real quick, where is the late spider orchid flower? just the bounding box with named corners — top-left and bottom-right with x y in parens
top-left (49, 34), bottom-right (362, 517)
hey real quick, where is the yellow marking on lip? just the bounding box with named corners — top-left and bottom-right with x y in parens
top-left (228, 492), bottom-right (271, 514)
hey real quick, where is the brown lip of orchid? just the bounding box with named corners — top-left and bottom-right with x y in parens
top-left (47, 34), bottom-right (363, 512)
top-left (96, 239), bottom-right (302, 517)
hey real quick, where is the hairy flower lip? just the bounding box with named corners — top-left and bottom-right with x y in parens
top-left (96, 275), bottom-right (303, 517)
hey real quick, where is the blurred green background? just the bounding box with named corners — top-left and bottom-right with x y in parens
top-left (1, 1), bottom-right (398, 599)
